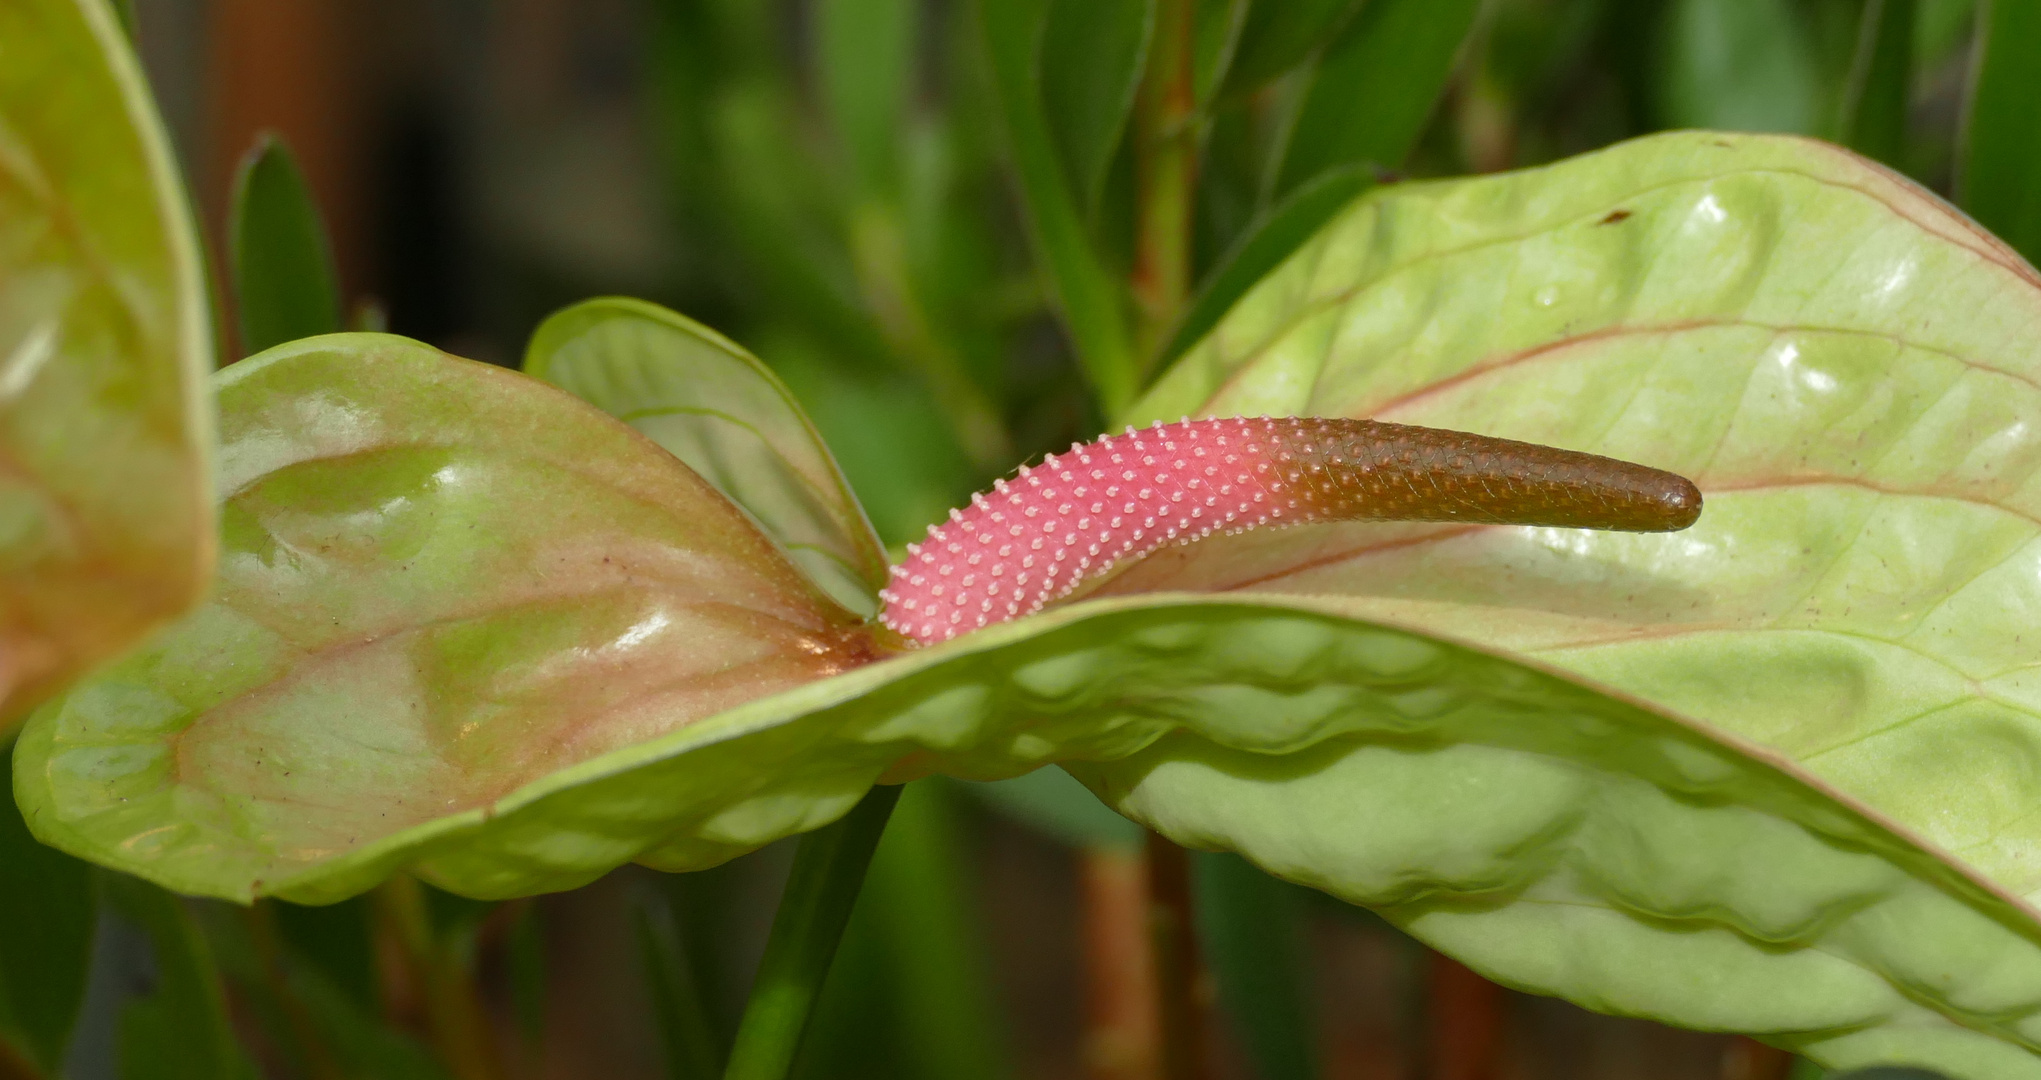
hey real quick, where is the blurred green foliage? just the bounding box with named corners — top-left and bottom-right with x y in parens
top-left (13, 0), bottom-right (2023, 1076)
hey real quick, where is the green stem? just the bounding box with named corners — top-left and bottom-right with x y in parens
top-left (724, 784), bottom-right (904, 1080)
top-left (1132, 0), bottom-right (1198, 371)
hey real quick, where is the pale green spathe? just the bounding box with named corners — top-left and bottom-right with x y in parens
top-left (0, 0), bottom-right (214, 719)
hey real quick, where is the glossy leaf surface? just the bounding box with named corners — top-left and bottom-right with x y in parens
top-left (525, 297), bottom-right (890, 617)
top-left (1112, 130), bottom-right (2041, 1076)
top-left (38, 582), bottom-right (2041, 1075)
top-left (0, 0), bottom-right (214, 718)
top-left (23, 124), bottom-right (2041, 1075)
top-left (17, 334), bottom-right (877, 902)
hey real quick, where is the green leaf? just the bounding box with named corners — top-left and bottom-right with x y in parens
top-left (525, 298), bottom-right (891, 617)
top-left (1192, 0), bottom-right (1250, 105)
top-left (818, 0), bottom-right (916, 198)
top-left (0, 0), bottom-right (215, 719)
top-left (16, 333), bottom-right (877, 903)
top-left (229, 135), bottom-right (342, 357)
top-left (852, 781), bottom-right (1010, 1080)
top-left (1655, 0), bottom-right (1820, 133)
top-left (29, 129), bottom-right (2041, 1076)
top-left (1838, 0), bottom-right (1916, 168)
top-left (726, 784), bottom-right (900, 1080)
top-left (1271, 0), bottom-right (1482, 197)
top-left (976, 0), bottom-right (1139, 413)
top-left (1193, 853), bottom-right (1316, 1080)
top-left (1959, 0), bottom-right (2041, 265)
top-left (23, 576), bottom-right (2041, 1079)
top-left (636, 888), bottom-right (727, 1080)
top-left (1158, 164), bottom-right (1372, 375)
top-left (1220, 0), bottom-right (1360, 94)
top-left (1038, 0), bottom-right (1155, 215)
top-left (103, 874), bottom-right (255, 1080)
top-left (0, 742), bottom-right (94, 1073)
top-left (1116, 129), bottom-right (2041, 1076)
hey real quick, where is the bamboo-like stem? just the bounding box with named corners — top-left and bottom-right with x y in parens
top-left (1131, 0), bottom-right (1198, 371)
top-left (723, 784), bottom-right (903, 1080)
top-left (1080, 846), bottom-right (1158, 1080)
top-left (1425, 953), bottom-right (1503, 1080)
top-left (1145, 833), bottom-right (1215, 1080)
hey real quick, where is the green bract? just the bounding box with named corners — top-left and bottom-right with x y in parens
top-left (19, 131), bottom-right (2041, 1076)
top-left (524, 298), bottom-right (889, 618)
top-left (0, 0), bottom-right (213, 719)
top-left (17, 335), bottom-right (879, 899)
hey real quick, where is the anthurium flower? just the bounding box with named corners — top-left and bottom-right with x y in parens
top-left (0, 0), bottom-right (214, 722)
top-left (22, 132), bottom-right (2041, 1078)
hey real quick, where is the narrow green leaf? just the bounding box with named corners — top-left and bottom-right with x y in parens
top-left (1839, 0), bottom-right (1916, 167)
top-left (0, 744), bottom-right (93, 1073)
top-left (1271, 0), bottom-right (1482, 197)
top-left (104, 874), bottom-right (254, 1080)
top-left (977, 0), bottom-right (1139, 413)
top-left (817, 0), bottom-right (916, 198)
top-left (1193, 853), bottom-right (1316, 1080)
top-left (856, 782), bottom-right (1010, 1080)
top-left (507, 902), bottom-right (545, 1057)
top-left (1655, 0), bottom-right (1820, 133)
top-left (1158, 164), bottom-right (1371, 376)
top-left (1220, 0), bottom-right (1361, 93)
top-left (272, 898), bottom-right (378, 1013)
top-left (636, 891), bottom-right (727, 1080)
top-left (0, 0), bottom-right (215, 720)
top-left (1192, 0), bottom-right (1251, 105)
top-left (1959, 0), bottom-right (2041, 265)
top-left (726, 784), bottom-right (901, 1080)
top-left (229, 135), bottom-right (341, 356)
top-left (194, 899), bottom-right (450, 1080)
top-left (1916, 0), bottom-right (1977, 66)
top-left (526, 298), bottom-right (891, 617)
top-left (1039, 0), bottom-right (1155, 214)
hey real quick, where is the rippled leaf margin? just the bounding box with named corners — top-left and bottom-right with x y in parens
top-left (1116, 129), bottom-right (2041, 1077)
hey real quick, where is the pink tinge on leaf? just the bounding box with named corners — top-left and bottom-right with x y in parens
top-left (878, 417), bottom-right (1702, 645)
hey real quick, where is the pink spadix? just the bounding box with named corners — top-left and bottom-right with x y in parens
top-left (878, 416), bottom-right (1702, 645)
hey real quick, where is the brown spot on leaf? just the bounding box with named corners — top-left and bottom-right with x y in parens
top-left (1599, 210), bottom-right (1632, 225)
